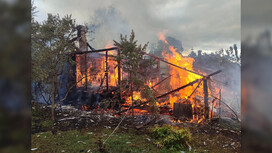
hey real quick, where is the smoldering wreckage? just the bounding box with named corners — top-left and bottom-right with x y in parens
top-left (32, 25), bottom-right (241, 150)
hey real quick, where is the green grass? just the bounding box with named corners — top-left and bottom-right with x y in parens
top-left (32, 130), bottom-right (93, 152)
top-left (31, 128), bottom-right (169, 153)
top-left (31, 125), bottom-right (240, 153)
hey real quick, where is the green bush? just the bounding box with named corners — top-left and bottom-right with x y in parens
top-left (150, 125), bottom-right (191, 151)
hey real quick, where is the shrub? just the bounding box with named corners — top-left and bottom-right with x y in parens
top-left (150, 124), bottom-right (191, 151)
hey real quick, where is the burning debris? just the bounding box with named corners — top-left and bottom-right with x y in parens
top-left (31, 102), bottom-right (241, 152)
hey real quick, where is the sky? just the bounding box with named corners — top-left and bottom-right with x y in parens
top-left (33, 0), bottom-right (241, 54)
top-left (242, 0), bottom-right (272, 42)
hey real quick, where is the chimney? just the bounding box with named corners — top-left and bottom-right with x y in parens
top-left (76, 25), bottom-right (88, 90)
top-left (77, 25), bottom-right (88, 51)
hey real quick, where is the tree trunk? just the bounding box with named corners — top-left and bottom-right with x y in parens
top-left (51, 78), bottom-right (57, 121)
top-left (117, 49), bottom-right (121, 103)
top-left (131, 82), bottom-right (135, 125)
top-left (129, 71), bottom-right (134, 124)
top-left (130, 78), bottom-right (134, 114)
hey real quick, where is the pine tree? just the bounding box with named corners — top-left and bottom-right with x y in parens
top-left (31, 13), bottom-right (77, 121)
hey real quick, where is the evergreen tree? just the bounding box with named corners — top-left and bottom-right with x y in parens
top-left (31, 13), bottom-right (77, 121)
top-left (114, 30), bottom-right (156, 114)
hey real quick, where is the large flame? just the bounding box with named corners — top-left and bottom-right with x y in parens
top-left (76, 43), bottom-right (119, 88)
top-left (157, 31), bottom-right (212, 122)
top-left (158, 31), bottom-right (202, 106)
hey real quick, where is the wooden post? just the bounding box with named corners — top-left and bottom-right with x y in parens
top-left (85, 30), bottom-right (88, 90)
top-left (219, 89), bottom-right (222, 119)
top-left (85, 53), bottom-right (88, 90)
top-left (117, 49), bottom-right (121, 102)
top-left (203, 78), bottom-right (209, 119)
top-left (106, 51), bottom-right (108, 90)
top-left (211, 100), bottom-right (213, 118)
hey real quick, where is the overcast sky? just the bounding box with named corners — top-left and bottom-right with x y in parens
top-left (33, 0), bottom-right (240, 54)
top-left (242, 0), bottom-right (272, 41)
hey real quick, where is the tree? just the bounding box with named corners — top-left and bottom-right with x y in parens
top-left (188, 51), bottom-right (197, 58)
top-left (233, 44), bottom-right (240, 62)
top-left (113, 30), bottom-right (156, 114)
top-left (31, 13), bottom-right (77, 121)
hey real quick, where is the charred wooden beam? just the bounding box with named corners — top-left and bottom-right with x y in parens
top-left (73, 47), bottom-right (118, 54)
top-left (87, 42), bottom-right (95, 51)
top-left (151, 87), bottom-right (160, 95)
top-left (151, 75), bottom-right (172, 88)
top-left (85, 53), bottom-right (88, 90)
top-left (207, 70), bottom-right (222, 78)
top-left (77, 25), bottom-right (88, 90)
top-left (156, 79), bottom-right (200, 99)
top-left (115, 79), bottom-right (200, 115)
top-left (188, 80), bottom-right (202, 99)
top-left (144, 53), bottom-right (222, 79)
top-left (203, 78), bottom-right (209, 118)
top-left (203, 70), bottom-right (222, 118)
top-left (144, 53), bottom-right (204, 77)
top-left (106, 51), bottom-right (109, 92)
top-left (219, 89), bottom-right (222, 119)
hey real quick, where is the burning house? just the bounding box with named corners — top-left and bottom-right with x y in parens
top-left (32, 25), bottom-right (240, 124)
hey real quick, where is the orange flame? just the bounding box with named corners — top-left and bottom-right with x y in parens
top-left (158, 31), bottom-right (202, 107)
top-left (76, 43), bottom-right (119, 88)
